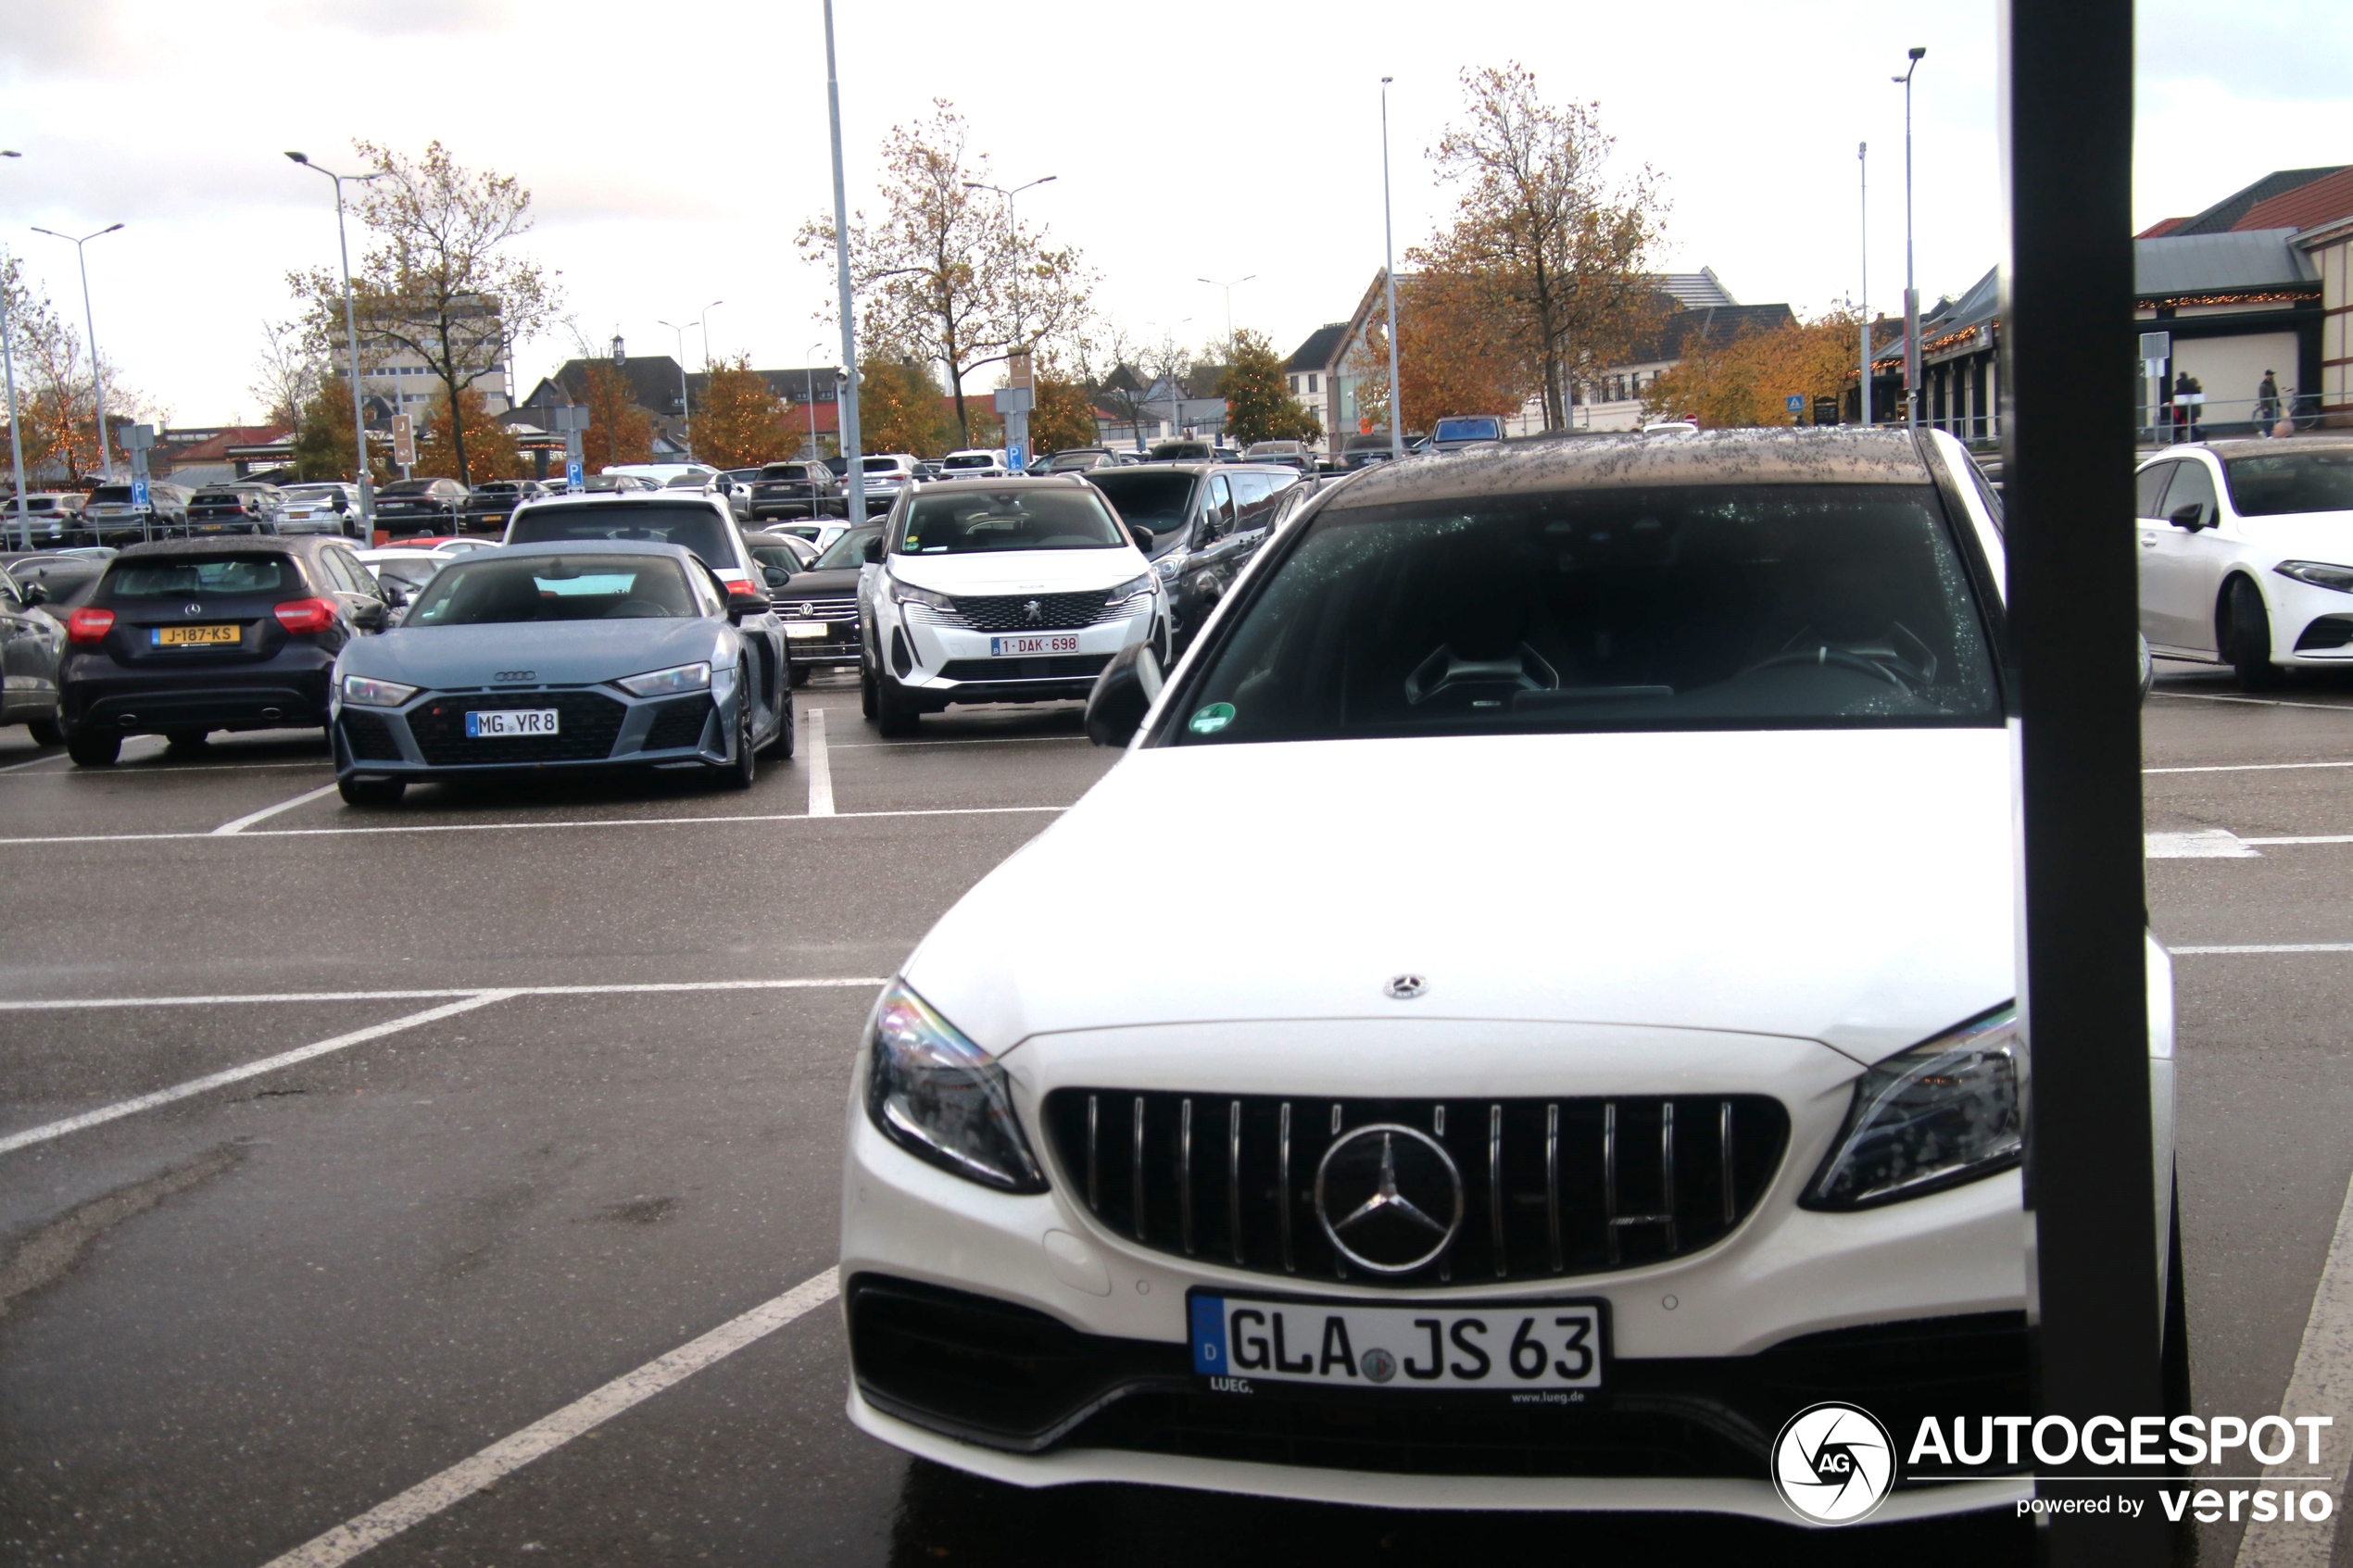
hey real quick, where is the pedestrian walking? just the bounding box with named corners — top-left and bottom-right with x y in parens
top-left (2173, 370), bottom-right (2193, 441)
top-left (2258, 370), bottom-right (2281, 434)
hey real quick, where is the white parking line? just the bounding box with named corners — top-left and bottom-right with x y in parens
top-left (828, 734), bottom-right (1090, 749)
top-left (2236, 1170), bottom-right (2353, 1567)
top-left (258, 1267), bottom-right (841, 1568)
top-left (2148, 829), bottom-right (2264, 859)
top-left (0, 801), bottom-right (1067, 848)
top-left (806, 707), bottom-right (834, 817)
top-left (211, 783), bottom-right (342, 834)
top-left (0, 750), bottom-right (67, 773)
top-left (2153, 691), bottom-right (2353, 714)
top-left (0, 992), bottom-right (516, 1157)
top-left (2171, 943), bottom-right (2353, 956)
top-left (2145, 759), bottom-right (2353, 775)
top-left (0, 976), bottom-right (889, 1010)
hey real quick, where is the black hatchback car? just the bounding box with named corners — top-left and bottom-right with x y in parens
top-left (748, 461), bottom-right (841, 521)
top-left (58, 536), bottom-right (393, 765)
top-left (185, 483), bottom-right (284, 535)
top-left (373, 478), bottom-right (471, 539)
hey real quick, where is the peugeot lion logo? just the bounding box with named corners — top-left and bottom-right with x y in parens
top-left (1023, 599), bottom-right (1043, 623)
top-left (1313, 1124), bottom-right (1464, 1273)
top-left (1771, 1402), bottom-right (1895, 1524)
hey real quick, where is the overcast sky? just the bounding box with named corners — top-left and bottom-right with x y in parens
top-left (0, 0), bottom-right (2341, 428)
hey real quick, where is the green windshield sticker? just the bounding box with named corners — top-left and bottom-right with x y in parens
top-left (1189, 702), bottom-right (1236, 734)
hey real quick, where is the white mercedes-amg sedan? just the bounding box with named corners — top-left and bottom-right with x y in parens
top-left (837, 428), bottom-right (2175, 1524)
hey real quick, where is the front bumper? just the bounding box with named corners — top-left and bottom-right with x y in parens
top-left (884, 600), bottom-right (1155, 707)
top-left (838, 1017), bottom-right (2037, 1517)
top-left (333, 676), bottom-right (739, 781)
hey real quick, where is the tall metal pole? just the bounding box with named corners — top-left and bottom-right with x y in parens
top-left (807, 345), bottom-right (826, 463)
top-left (658, 318), bottom-right (698, 459)
top-left (699, 299), bottom-right (723, 369)
top-left (2, 149), bottom-right (28, 551)
top-left (1379, 77), bottom-right (1403, 458)
top-left (1859, 142), bottom-right (1872, 427)
top-left (1897, 48), bottom-right (1925, 430)
top-left (1196, 275), bottom-right (1255, 352)
top-left (824, 0), bottom-right (865, 522)
top-left (32, 223), bottom-right (124, 480)
top-left (2005, 0), bottom-right (2163, 1558)
top-left (287, 157), bottom-right (384, 528)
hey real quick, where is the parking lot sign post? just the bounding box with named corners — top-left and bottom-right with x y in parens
top-left (392, 413), bottom-right (415, 479)
top-left (995, 384), bottom-right (1033, 476)
top-left (120, 422), bottom-right (154, 541)
top-left (551, 406), bottom-right (588, 494)
top-left (2005, 0), bottom-right (2168, 1560)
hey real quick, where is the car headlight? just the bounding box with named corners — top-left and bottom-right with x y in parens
top-left (618, 660), bottom-right (712, 696)
top-left (1802, 1007), bottom-right (2023, 1210)
top-left (864, 979), bottom-right (1046, 1193)
top-left (888, 574), bottom-right (954, 612)
top-left (2273, 560), bottom-right (2353, 595)
top-left (1105, 572), bottom-right (1153, 604)
top-left (1152, 555), bottom-right (1181, 582)
top-left (340, 674), bottom-right (418, 709)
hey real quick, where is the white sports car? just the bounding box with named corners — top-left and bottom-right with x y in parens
top-left (838, 428), bottom-right (2174, 1524)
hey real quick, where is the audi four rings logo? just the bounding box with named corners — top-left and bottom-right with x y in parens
top-left (1772, 1402), bottom-right (1896, 1524)
top-left (494, 671), bottom-right (535, 682)
top-left (1313, 1124), bottom-right (1465, 1273)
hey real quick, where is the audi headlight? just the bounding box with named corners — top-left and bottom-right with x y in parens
top-left (340, 674), bottom-right (417, 709)
top-left (617, 660), bottom-right (711, 697)
top-left (864, 979), bottom-right (1047, 1193)
top-left (888, 574), bottom-right (954, 612)
top-left (1802, 1007), bottom-right (2023, 1210)
top-left (1105, 572), bottom-right (1153, 605)
top-left (2273, 560), bottom-right (2353, 595)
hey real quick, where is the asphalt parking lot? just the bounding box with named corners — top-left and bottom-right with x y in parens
top-left (5, 667), bottom-right (2353, 1566)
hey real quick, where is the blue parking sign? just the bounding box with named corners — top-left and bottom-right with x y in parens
top-left (132, 477), bottom-right (150, 509)
top-left (566, 458), bottom-right (584, 494)
top-left (1006, 437), bottom-right (1027, 473)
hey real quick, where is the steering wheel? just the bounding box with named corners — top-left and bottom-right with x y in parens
top-left (1737, 645), bottom-right (1913, 692)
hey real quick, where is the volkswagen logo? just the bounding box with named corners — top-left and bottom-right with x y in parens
top-left (796, 601), bottom-right (814, 616)
top-left (184, 603), bottom-right (203, 614)
top-left (1384, 974), bottom-right (1428, 1000)
top-left (1314, 1124), bottom-right (1463, 1274)
top-left (1023, 599), bottom-right (1043, 623)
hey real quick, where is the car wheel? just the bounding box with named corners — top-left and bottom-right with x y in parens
top-left (860, 653), bottom-right (879, 721)
top-left (2224, 576), bottom-right (2284, 691)
top-left (66, 730), bottom-right (120, 767)
top-left (790, 663), bottom-right (812, 688)
top-left (716, 668), bottom-right (758, 790)
top-left (338, 775), bottom-right (405, 807)
top-left (27, 714), bottom-right (63, 747)
top-left (876, 671), bottom-right (922, 737)
top-left (165, 728), bottom-right (210, 751)
top-left (761, 687), bottom-right (797, 759)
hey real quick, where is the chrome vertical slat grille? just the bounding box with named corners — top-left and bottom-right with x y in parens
top-left (1040, 1091), bottom-right (1787, 1289)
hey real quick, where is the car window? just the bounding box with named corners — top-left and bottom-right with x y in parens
top-left (0, 576), bottom-right (20, 609)
top-left (2135, 463), bottom-right (2176, 521)
top-left (105, 555), bottom-right (293, 597)
top-left (2165, 461), bottom-right (2219, 527)
top-left (322, 549), bottom-right (376, 596)
top-left (405, 554), bottom-right (700, 625)
top-left (504, 501), bottom-right (736, 569)
top-left (1087, 471), bottom-right (1196, 543)
top-left (896, 489), bottom-right (1127, 554)
top-left (1166, 483), bottom-right (2002, 745)
top-left (813, 525), bottom-right (880, 570)
top-left (2221, 449), bottom-right (2353, 517)
top-left (366, 557), bottom-right (442, 592)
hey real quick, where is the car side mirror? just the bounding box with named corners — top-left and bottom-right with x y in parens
top-left (862, 535), bottom-right (885, 564)
top-left (2169, 503), bottom-right (2208, 532)
top-left (763, 567), bottom-right (790, 588)
top-left (727, 593), bottom-right (772, 621)
top-left (18, 582), bottom-right (45, 606)
top-left (1086, 641), bottom-right (1164, 747)
top-left (383, 584), bottom-right (410, 608)
top-left (1127, 523), bottom-right (1154, 552)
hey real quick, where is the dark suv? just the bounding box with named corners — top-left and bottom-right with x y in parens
top-left (749, 461), bottom-right (841, 521)
top-left (373, 477), bottom-right (471, 538)
top-left (462, 480), bottom-right (555, 534)
top-left (185, 484), bottom-right (283, 535)
top-left (57, 535), bottom-right (393, 764)
top-left (1084, 462), bottom-right (1304, 643)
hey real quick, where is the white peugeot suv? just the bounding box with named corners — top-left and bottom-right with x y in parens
top-left (858, 477), bottom-right (1168, 735)
top-left (838, 429), bottom-right (2176, 1523)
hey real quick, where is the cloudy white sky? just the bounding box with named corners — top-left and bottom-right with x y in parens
top-left (0, 0), bottom-right (2341, 428)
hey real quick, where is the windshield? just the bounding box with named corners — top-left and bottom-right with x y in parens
top-left (106, 555), bottom-right (291, 598)
top-left (862, 457), bottom-right (906, 473)
top-left (1087, 471), bottom-right (1194, 533)
top-left (366, 557), bottom-right (444, 591)
top-left (2223, 450), bottom-right (2353, 517)
top-left (88, 486), bottom-right (135, 504)
top-left (942, 455), bottom-right (997, 470)
top-left (406, 554), bottom-right (698, 625)
top-left (504, 501), bottom-right (735, 568)
top-left (814, 525), bottom-right (881, 570)
top-left (747, 543), bottom-right (804, 579)
top-left (1434, 418), bottom-right (1503, 444)
top-left (1167, 483), bottom-right (2000, 745)
top-left (898, 489), bottom-right (1126, 554)
top-left (282, 486), bottom-right (346, 504)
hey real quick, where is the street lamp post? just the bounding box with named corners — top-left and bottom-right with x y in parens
top-left (1196, 275), bottom-right (1255, 352)
top-left (657, 317), bottom-right (701, 459)
top-left (698, 299), bottom-right (724, 368)
top-left (1379, 76), bottom-right (1404, 459)
top-left (963, 175), bottom-right (1057, 418)
top-left (285, 152), bottom-right (385, 528)
top-left (1894, 47), bottom-right (1926, 430)
top-left (1858, 142), bottom-right (1871, 427)
top-left (30, 221), bottom-right (125, 480)
top-left (2, 149), bottom-right (27, 549)
top-left (806, 344), bottom-right (830, 463)
top-left (824, 0), bottom-right (865, 524)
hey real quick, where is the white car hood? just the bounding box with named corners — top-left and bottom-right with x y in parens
top-left (887, 546), bottom-right (1146, 596)
top-left (2234, 512), bottom-right (2353, 561)
top-left (903, 728), bottom-right (2016, 1067)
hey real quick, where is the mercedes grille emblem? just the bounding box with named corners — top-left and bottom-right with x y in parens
top-left (1384, 973), bottom-right (1428, 1000)
top-left (1314, 1124), bottom-right (1464, 1274)
top-left (184, 603), bottom-right (202, 614)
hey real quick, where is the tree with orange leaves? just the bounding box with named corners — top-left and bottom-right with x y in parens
top-left (1642, 309), bottom-right (1863, 429)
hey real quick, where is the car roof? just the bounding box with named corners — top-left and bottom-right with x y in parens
top-left (2154, 439), bottom-right (2353, 460)
top-left (907, 474), bottom-right (1091, 492)
top-left (113, 534), bottom-right (334, 558)
top-left (462, 538), bottom-right (705, 563)
top-left (1315, 428), bottom-right (1936, 508)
